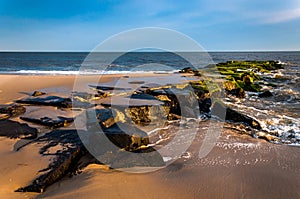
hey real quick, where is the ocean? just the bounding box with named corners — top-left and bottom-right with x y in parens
top-left (0, 51), bottom-right (299, 74)
top-left (0, 51), bottom-right (299, 145)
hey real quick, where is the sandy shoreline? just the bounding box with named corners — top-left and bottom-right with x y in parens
top-left (0, 73), bottom-right (170, 104)
top-left (0, 74), bottom-right (299, 199)
top-left (40, 126), bottom-right (300, 199)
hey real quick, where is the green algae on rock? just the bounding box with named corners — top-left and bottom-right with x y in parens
top-left (216, 60), bottom-right (284, 95)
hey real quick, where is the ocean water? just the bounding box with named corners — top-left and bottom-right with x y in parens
top-left (0, 51), bottom-right (299, 74)
top-left (0, 51), bottom-right (299, 145)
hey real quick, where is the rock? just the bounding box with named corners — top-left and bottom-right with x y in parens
top-left (179, 67), bottom-right (194, 73)
top-left (0, 104), bottom-right (26, 119)
top-left (100, 96), bottom-right (164, 108)
top-left (72, 99), bottom-right (94, 109)
top-left (216, 60), bottom-right (284, 93)
top-left (223, 80), bottom-right (246, 97)
top-left (257, 131), bottom-right (279, 143)
top-left (258, 90), bottom-right (273, 98)
top-left (15, 129), bottom-right (85, 193)
top-left (0, 120), bottom-right (38, 139)
top-left (0, 113), bottom-right (10, 120)
top-left (94, 108), bottom-right (126, 128)
top-left (99, 94), bottom-right (168, 125)
top-left (89, 84), bottom-right (132, 91)
top-left (212, 102), bottom-right (261, 130)
top-left (17, 95), bottom-right (72, 108)
top-left (72, 91), bottom-right (105, 102)
top-left (102, 123), bottom-right (150, 150)
top-left (32, 91), bottom-right (46, 97)
top-left (179, 67), bottom-right (201, 76)
top-left (20, 116), bottom-right (74, 129)
top-left (85, 122), bottom-right (164, 168)
top-left (125, 105), bottom-right (168, 125)
top-left (198, 97), bottom-right (212, 113)
top-left (128, 81), bottom-right (145, 84)
top-left (227, 88), bottom-right (245, 98)
top-left (147, 87), bottom-right (199, 118)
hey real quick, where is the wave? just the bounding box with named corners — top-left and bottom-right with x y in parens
top-left (0, 69), bottom-right (179, 75)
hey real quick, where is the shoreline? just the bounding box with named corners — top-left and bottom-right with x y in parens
top-left (0, 70), bottom-right (299, 199)
top-left (0, 73), bottom-right (175, 104)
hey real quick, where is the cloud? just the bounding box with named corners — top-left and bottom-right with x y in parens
top-left (262, 8), bottom-right (300, 23)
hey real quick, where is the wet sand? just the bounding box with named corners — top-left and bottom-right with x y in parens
top-left (38, 125), bottom-right (300, 199)
top-left (0, 74), bottom-right (299, 199)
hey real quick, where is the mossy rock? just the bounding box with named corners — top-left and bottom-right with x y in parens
top-left (217, 60), bottom-right (283, 73)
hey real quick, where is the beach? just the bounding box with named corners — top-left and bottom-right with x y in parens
top-left (1, 0), bottom-right (300, 197)
top-left (0, 73), bottom-right (299, 199)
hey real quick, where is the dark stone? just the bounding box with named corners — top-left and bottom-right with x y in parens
top-left (212, 102), bottom-right (261, 130)
top-left (258, 90), bottom-right (273, 98)
top-left (141, 83), bottom-right (163, 89)
top-left (102, 123), bottom-right (150, 150)
top-left (147, 87), bottom-right (199, 118)
top-left (0, 104), bottom-right (26, 119)
top-left (128, 81), bottom-right (145, 84)
top-left (0, 120), bottom-right (38, 139)
top-left (198, 97), bottom-right (212, 114)
top-left (20, 116), bottom-right (74, 129)
top-left (85, 123), bottom-right (164, 168)
top-left (17, 96), bottom-right (72, 108)
top-left (179, 67), bottom-right (194, 73)
top-left (32, 91), bottom-right (46, 97)
top-left (226, 88), bottom-right (246, 98)
top-left (72, 99), bottom-right (94, 109)
top-left (129, 93), bottom-right (159, 101)
top-left (94, 108), bottom-right (125, 128)
top-left (15, 129), bottom-right (85, 193)
top-left (179, 67), bottom-right (201, 76)
top-left (71, 91), bottom-right (108, 109)
top-left (89, 84), bottom-right (132, 91)
top-left (72, 91), bottom-right (106, 101)
top-left (0, 114), bottom-right (10, 120)
top-left (99, 95), bottom-right (167, 125)
top-left (100, 96), bottom-right (164, 108)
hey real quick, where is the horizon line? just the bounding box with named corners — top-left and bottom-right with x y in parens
top-left (0, 50), bottom-right (300, 53)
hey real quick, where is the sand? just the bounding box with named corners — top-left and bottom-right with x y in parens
top-left (0, 74), bottom-right (299, 199)
top-left (38, 126), bottom-right (300, 199)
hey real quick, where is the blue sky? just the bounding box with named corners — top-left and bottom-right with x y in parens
top-left (0, 0), bottom-right (300, 51)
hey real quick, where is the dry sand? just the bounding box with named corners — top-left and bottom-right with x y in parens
top-left (0, 74), bottom-right (299, 199)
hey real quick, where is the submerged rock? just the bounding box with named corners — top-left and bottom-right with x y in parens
top-left (20, 116), bottom-right (74, 129)
top-left (258, 90), bottom-right (273, 98)
top-left (212, 102), bottom-right (261, 130)
top-left (0, 120), bottom-right (38, 139)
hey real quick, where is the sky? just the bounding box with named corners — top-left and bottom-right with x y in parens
top-left (0, 0), bottom-right (300, 51)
